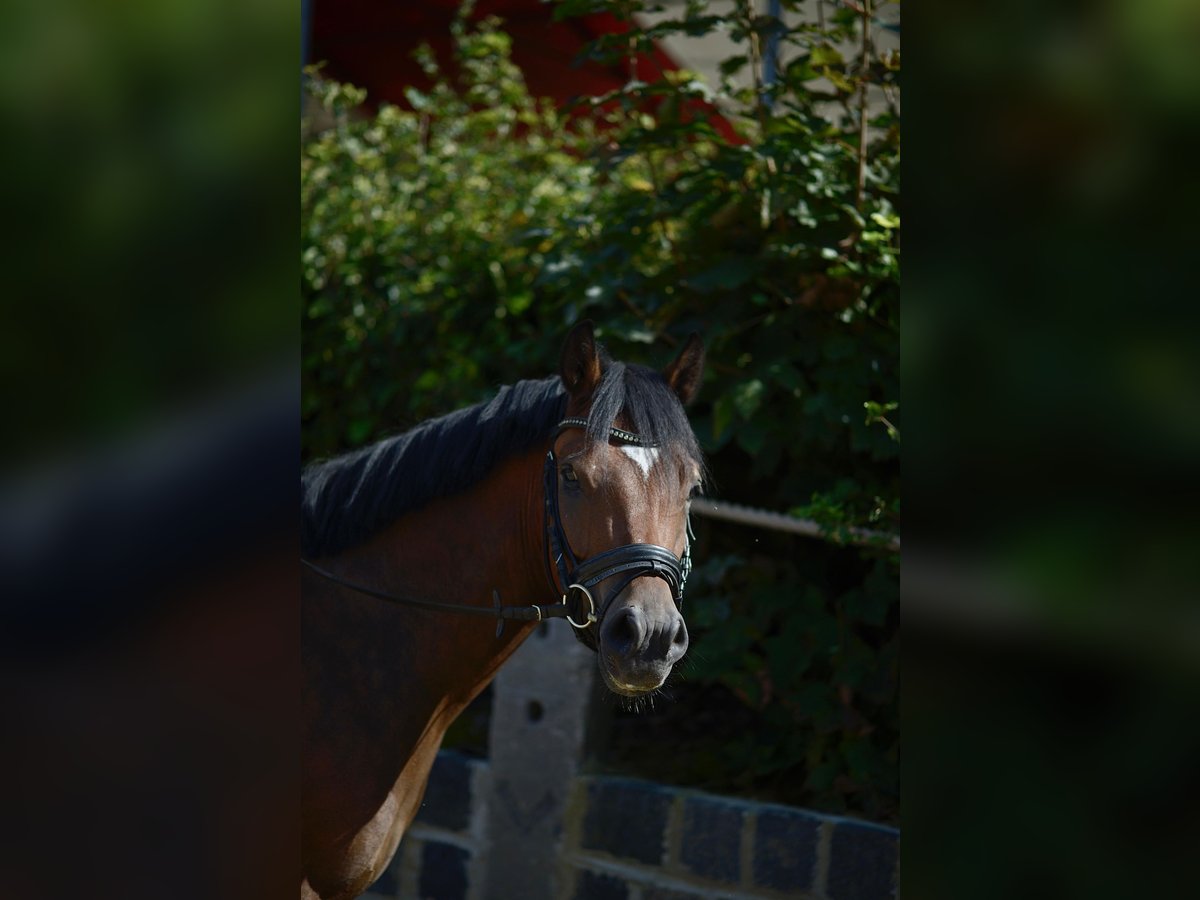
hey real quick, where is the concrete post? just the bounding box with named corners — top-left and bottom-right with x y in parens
top-left (481, 619), bottom-right (596, 900)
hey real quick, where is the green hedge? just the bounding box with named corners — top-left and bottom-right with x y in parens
top-left (302, 1), bottom-right (898, 822)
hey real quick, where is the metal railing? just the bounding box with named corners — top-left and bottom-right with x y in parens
top-left (691, 497), bottom-right (900, 552)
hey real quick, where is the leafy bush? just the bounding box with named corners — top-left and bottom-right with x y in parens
top-left (301, 17), bottom-right (592, 452)
top-left (302, 0), bottom-right (898, 822)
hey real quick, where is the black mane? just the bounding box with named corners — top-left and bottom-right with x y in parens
top-left (301, 351), bottom-right (702, 559)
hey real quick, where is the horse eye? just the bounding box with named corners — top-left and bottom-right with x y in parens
top-left (561, 466), bottom-right (578, 484)
top-left (688, 483), bottom-right (702, 500)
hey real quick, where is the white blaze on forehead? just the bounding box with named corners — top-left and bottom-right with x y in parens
top-left (620, 445), bottom-right (659, 481)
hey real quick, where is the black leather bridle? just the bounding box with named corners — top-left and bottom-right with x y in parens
top-left (300, 417), bottom-right (693, 650)
top-left (545, 417), bottom-right (692, 650)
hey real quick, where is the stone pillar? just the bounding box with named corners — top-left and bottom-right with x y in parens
top-left (481, 619), bottom-right (596, 900)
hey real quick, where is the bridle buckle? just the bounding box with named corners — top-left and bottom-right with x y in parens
top-left (564, 583), bottom-right (597, 630)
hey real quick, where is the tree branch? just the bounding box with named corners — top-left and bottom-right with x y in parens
top-left (855, 0), bottom-right (872, 213)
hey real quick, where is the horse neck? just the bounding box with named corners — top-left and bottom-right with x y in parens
top-left (330, 443), bottom-right (548, 698)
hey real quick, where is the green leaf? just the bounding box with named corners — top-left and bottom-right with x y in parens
top-left (809, 44), bottom-right (844, 67)
top-left (731, 378), bottom-right (765, 419)
top-left (712, 393), bottom-right (735, 441)
top-left (842, 587), bottom-right (891, 627)
top-left (688, 257), bottom-right (762, 293)
top-left (766, 359), bottom-right (804, 392)
top-left (794, 682), bottom-right (836, 719)
top-left (736, 419), bottom-right (768, 455)
top-left (719, 55), bottom-right (749, 77)
top-left (346, 418), bottom-right (374, 446)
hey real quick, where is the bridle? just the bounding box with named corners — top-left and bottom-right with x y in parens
top-left (300, 417), bottom-right (693, 650)
top-left (545, 417), bottom-right (692, 651)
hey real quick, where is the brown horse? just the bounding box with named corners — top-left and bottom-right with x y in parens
top-left (300, 322), bottom-right (705, 899)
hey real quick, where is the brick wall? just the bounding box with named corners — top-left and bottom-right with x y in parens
top-left (363, 752), bottom-right (898, 900)
top-left (564, 776), bottom-right (898, 900)
top-left (358, 620), bottom-right (896, 900)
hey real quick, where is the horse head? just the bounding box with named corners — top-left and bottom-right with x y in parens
top-left (551, 320), bottom-right (705, 696)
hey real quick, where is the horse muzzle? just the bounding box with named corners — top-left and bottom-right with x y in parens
top-left (597, 583), bottom-right (689, 695)
top-left (561, 544), bottom-right (689, 695)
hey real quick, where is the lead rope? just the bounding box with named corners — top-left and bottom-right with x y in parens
top-left (300, 558), bottom-right (576, 634)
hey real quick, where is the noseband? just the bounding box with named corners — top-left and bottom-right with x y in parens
top-left (546, 418), bottom-right (692, 651)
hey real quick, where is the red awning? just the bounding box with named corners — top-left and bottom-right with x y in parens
top-left (309, 0), bottom-right (738, 142)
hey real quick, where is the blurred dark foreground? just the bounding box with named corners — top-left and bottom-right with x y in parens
top-left (907, 0), bottom-right (1200, 898)
top-left (0, 1), bottom-right (298, 898)
top-left (0, 0), bottom-right (1198, 898)
top-left (0, 377), bottom-right (299, 900)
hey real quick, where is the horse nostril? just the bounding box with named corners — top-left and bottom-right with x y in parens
top-left (666, 616), bottom-right (689, 661)
top-left (672, 618), bottom-right (688, 647)
top-left (606, 607), bottom-right (644, 656)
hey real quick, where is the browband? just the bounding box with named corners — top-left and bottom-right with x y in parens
top-left (556, 417), bottom-right (655, 446)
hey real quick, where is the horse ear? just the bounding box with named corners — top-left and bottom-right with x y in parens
top-left (560, 319), bottom-right (602, 400)
top-left (663, 333), bottom-right (705, 406)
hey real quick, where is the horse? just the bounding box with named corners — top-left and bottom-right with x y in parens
top-left (300, 321), bottom-right (705, 899)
